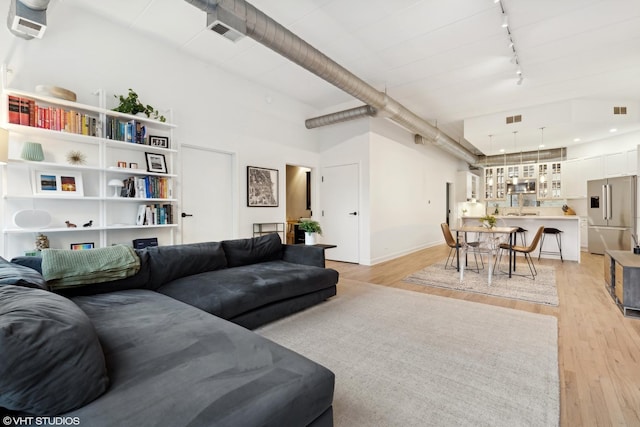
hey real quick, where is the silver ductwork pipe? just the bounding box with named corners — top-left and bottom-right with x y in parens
top-left (185, 0), bottom-right (480, 165)
top-left (305, 105), bottom-right (376, 129)
top-left (479, 148), bottom-right (566, 167)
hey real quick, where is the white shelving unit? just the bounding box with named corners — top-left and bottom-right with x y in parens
top-left (1, 79), bottom-right (179, 259)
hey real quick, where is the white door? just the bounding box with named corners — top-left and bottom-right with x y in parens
top-left (181, 145), bottom-right (234, 243)
top-left (321, 164), bottom-right (359, 263)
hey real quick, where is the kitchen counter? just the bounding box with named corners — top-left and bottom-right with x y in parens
top-left (461, 215), bottom-right (580, 262)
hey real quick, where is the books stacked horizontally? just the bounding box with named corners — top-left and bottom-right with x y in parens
top-left (8, 95), bottom-right (100, 136)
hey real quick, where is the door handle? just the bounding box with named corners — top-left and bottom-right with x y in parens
top-left (181, 212), bottom-right (193, 218)
top-left (349, 212), bottom-right (358, 216)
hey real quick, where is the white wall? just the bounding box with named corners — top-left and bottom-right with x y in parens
top-left (567, 130), bottom-right (640, 159)
top-left (0, 4), bottom-right (322, 240)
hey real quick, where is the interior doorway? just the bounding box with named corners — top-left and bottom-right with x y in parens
top-left (285, 164), bottom-right (312, 244)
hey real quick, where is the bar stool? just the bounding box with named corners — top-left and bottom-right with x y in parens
top-left (515, 227), bottom-right (527, 246)
top-left (538, 227), bottom-right (563, 262)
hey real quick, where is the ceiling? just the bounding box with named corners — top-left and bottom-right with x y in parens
top-left (54, 0), bottom-right (640, 157)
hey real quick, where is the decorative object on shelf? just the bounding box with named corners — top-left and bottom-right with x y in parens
top-left (112, 89), bottom-right (166, 122)
top-left (70, 242), bottom-right (95, 250)
top-left (0, 127), bottom-right (8, 164)
top-left (129, 162), bottom-right (138, 169)
top-left (21, 142), bottom-right (45, 161)
top-left (479, 214), bottom-right (497, 229)
top-left (561, 204), bottom-right (576, 215)
top-left (145, 152), bottom-right (167, 174)
top-left (149, 135), bottom-right (169, 148)
top-left (298, 219), bottom-right (322, 245)
top-left (35, 85), bottom-right (77, 102)
top-left (117, 161), bottom-right (127, 168)
top-left (13, 209), bottom-right (51, 229)
top-left (108, 179), bottom-right (125, 197)
top-left (33, 170), bottom-right (84, 196)
top-left (247, 166), bottom-right (279, 207)
top-left (35, 234), bottom-right (49, 251)
top-left (83, 220), bottom-right (93, 227)
top-left (66, 150), bottom-right (87, 165)
top-left (65, 221), bottom-right (77, 228)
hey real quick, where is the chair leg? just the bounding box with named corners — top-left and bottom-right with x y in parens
top-left (523, 253), bottom-right (537, 279)
top-left (538, 234), bottom-right (546, 260)
top-left (556, 234), bottom-right (563, 262)
top-left (444, 247), bottom-right (457, 269)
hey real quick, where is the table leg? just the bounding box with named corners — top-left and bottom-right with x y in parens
top-left (508, 232), bottom-right (514, 278)
top-left (456, 231), bottom-right (460, 272)
top-left (487, 248), bottom-right (493, 285)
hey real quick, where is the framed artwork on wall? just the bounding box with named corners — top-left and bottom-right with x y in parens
top-left (247, 166), bottom-right (279, 207)
top-left (33, 170), bottom-right (84, 196)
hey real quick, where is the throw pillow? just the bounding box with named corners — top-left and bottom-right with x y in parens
top-left (0, 285), bottom-right (109, 414)
top-left (0, 257), bottom-right (47, 290)
top-left (222, 233), bottom-right (283, 267)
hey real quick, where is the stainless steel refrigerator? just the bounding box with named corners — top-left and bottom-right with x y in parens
top-left (588, 175), bottom-right (637, 254)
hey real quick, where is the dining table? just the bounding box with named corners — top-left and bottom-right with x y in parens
top-left (452, 225), bottom-right (518, 285)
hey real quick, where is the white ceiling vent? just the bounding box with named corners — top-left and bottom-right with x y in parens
top-left (206, 7), bottom-right (246, 42)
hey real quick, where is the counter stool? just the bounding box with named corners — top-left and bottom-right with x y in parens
top-left (515, 227), bottom-right (527, 246)
top-left (538, 227), bottom-right (563, 262)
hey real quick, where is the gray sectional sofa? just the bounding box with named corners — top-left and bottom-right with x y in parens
top-left (0, 233), bottom-right (338, 426)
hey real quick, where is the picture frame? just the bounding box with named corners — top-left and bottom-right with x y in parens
top-left (70, 242), bottom-right (94, 250)
top-left (247, 166), bottom-right (279, 207)
top-left (33, 170), bottom-right (84, 196)
top-left (149, 135), bottom-right (169, 149)
top-left (145, 152), bottom-right (168, 174)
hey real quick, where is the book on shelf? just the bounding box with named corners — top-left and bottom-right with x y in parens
top-left (6, 95), bottom-right (100, 136)
top-left (135, 203), bottom-right (173, 225)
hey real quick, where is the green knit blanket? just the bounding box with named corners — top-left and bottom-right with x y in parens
top-left (42, 245), bottom-right (140, 290)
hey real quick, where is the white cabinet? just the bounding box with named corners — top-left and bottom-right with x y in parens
top-left (604, 152), bottom-right (628, 177)
top-left (1, 87), bottom-right (178, 259)
top-left (456, 171), bottom-right (479, 202)
top-left (580, 216), bottom-right (588, 250)
top-left (537, 161), bottom-right (562, 199)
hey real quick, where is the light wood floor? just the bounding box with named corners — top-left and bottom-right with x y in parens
top-left (327, 246), bottom-right (640, 427)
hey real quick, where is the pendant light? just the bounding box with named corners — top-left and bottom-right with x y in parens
top-left (487, 134), bottom-right (494, 185)
top-left (539, 127), bottom-right (546, 183)
top-left (512, 131), bottom-right (519, 185)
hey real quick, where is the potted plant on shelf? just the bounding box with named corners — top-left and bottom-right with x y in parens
top-left (112, 89), bottom-right (166, 122)
top-left (298, 219), bottom-right (322, 245)
top-left (479, 214), bottom-right (497, 229)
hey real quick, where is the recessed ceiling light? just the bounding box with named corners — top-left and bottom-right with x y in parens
top-left (573, 138), bottom-right (581, 142)
top-left (538, 144), bottom-right (545, 148)
top-left (499, 148), bottom-right (505, 153)
top-left (610, 128), bottom-right (618, 133)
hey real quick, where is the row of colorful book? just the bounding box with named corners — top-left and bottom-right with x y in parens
top-left (120, 176), bottom-right (172, 199)
top-left (8, 95), bottom-right (100, 136)
top-left (136, 203), bottom-right (173, 226)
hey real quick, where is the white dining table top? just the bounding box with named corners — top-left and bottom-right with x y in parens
top-left (452, 226), bottom-right (518, 233)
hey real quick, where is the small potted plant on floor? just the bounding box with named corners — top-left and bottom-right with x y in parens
top-left (298, 219), bottom-right (322, 245)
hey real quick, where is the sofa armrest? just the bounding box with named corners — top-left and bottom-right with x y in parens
top-left (282, 245), bottom-right (326, 268)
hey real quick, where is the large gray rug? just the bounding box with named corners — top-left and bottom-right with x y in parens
top-left (256, 280), bottom-right (559, 427)
top-left (403, 260), bottom-right (559, 306)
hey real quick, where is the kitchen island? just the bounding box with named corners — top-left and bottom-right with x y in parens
top-left (461, 215), bottom-right (581, 262)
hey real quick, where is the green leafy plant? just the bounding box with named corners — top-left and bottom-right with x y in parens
top-left (113, 89), bottom-right (166, 122)
top-left (479, 214), bottom-right (497, 228)
top-left (298, 219), bottom-right (322, 235)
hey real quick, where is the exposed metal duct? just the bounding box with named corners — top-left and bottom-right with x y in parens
top-left (305, 105), bottom-right (376, 129)
top-left (184, 0), bottom-right (480, 165)
top-left (7, 0), bottom-right (49, 39)
top-left (480, 147), bottom-right (566, 167)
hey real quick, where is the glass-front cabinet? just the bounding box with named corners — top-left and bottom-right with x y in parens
top-left (538, 161), bottom-right (562, 199)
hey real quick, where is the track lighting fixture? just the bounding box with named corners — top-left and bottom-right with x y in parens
top-left (497, 0), bottom-right (523, 85)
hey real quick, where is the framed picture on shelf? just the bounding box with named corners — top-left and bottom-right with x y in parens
top-left (70, 242), bottom-right (95, 250)
top-left (33, 170), bottom-right (84, 196)
top-left (145, 152), bottom-right (167, 174)
top-left (247, 166), bottom-right (279, 207)
top-left (149, 135), bottom-right (169, 148)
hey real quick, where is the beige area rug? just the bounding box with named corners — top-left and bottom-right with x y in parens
top-left (403, 259), bottom-right (559, 306)
top-left (256, 280), bottom-right (559, 427)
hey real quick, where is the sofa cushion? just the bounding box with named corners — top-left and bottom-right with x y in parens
top-left (145, 242), bottom-right (227, 290)
top-left (0, 285), bottom-right (109, 415)
top-left (0, 256), bottom-right (47, 290)
top-left (222, 233), bottom-right (283, 267)
top-left (67, 290), bottom-right (334, 426)
top-left (157, 260), bottom-right (339, 321)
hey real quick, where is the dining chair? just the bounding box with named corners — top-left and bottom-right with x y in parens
top-left (495, 225), bottom-right (545, 279)
top-left (440, 223), bottom-right (483, 272)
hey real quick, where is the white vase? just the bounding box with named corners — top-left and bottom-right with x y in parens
top-left (305, 232), bottom-right (316, 245)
